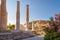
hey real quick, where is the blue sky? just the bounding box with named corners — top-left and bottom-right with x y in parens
top-left (6, 0), bottom-right (60, 24)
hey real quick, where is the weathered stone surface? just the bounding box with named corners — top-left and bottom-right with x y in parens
top-left (16, 1), bottom-right (20, 30)
top-left (0, 0), bottom-right (7, 30)
top-left (0, 30), bottom-right (35, 40)
top-left (26, 5), bottom-right (29, 30)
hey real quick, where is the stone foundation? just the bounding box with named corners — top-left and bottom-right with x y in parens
top-left (0, 30), bottom-right (35, 40)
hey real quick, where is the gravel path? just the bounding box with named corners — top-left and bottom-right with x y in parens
top-left (22, 35), bottom-right (44, 40)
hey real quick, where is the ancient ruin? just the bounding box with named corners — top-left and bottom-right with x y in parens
top-left (16, 1), bottom-right (20, 30)
top-left (0, 0), bottom-right (35, 40)
top-left (0, 0), bottom-right (7, 30)
top-left (26, 5), bottom-right (29, 30)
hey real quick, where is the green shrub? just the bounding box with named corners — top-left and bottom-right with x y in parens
top-left (44, 17), bottom-right (60, 40)
top-left (44, 32), bottom-right (60, 40)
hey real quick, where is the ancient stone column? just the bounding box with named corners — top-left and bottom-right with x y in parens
top-left (26, 5), bottom-right (29, 30)
top-left (16, 1), bottom-right (20, 30)
top-left (32, 21), bottom-right (34, 31)
top-left (1, 0), bottom-right (7, 30)
top-left (0, 5), bottom-right (2, 30)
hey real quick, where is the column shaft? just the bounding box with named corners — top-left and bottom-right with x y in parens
top-left (16, 1), bottom-right (20, 30)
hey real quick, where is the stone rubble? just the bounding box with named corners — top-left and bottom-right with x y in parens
top-left (0, 30), bottom-right (35, 40)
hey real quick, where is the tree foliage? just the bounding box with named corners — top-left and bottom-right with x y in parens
top-left (7, 23), bottom-right (15, 30)
top-left (44, 17), bottom-right (60, 40)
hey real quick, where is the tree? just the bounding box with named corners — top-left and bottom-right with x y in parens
top-left (7, 23), bottom-right (15, 30)
top-left (44, 16), bottom-right (60, 40)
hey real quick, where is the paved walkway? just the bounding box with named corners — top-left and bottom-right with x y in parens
top-left (22, 35), bottom-right (44, 40)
